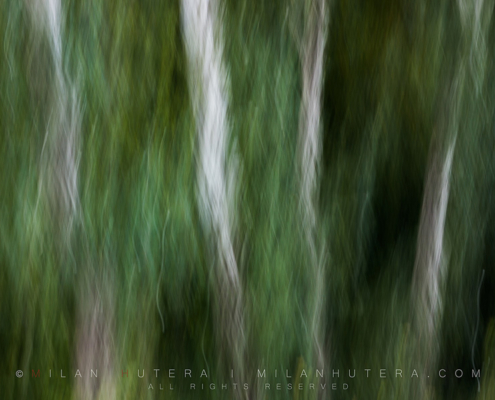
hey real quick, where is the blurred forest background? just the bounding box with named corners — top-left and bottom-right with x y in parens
top-left (1, 0), bottom-right (495, 399)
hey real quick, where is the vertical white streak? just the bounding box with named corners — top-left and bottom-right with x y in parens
top-left (410, 96), bottom-right (458, 400)
top-left (181, 0), bottom-right (245, 388)
top-left (412, 0), bottom-right (492, 378)
top-left (298, 0), bottom-right (327, 377)
top-left (29, 0), bottom-right (81, 230)
top-left (300, 0), bottom-right (326, 230)
top-left (28, 2), bottom-right (113, 399)
top-left (45, 0), bottom-right (62, 68)
top-left (182, 0), bottom-right (239, 287)
top-left (413, 137), bottom-right (455, 340)
top-left (410, 56), bottom-right (464, 400)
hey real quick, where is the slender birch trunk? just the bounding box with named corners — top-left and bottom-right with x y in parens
top-left (27, 1), bottom-right (115, 399)
top-left (411, 119), bottom-right (457, 355)
top-left (411, 1), bottom-right (492, 397)
top-left (28, 0), bottom-right (80, 235)
top-left (298, 0), bottom-right (328, 390)
top-left (410, 42), bottom-right (463, 400)
top-left (181, 0), bottom-right (245, 392)
top-left (410, 80), bottom-right (461, 400)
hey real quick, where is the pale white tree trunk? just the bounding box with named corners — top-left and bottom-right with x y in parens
top-left (411, 3), bottom-right (493, 398)
top-left (181, 0), bottom-right (245, 391)
top-left (410, 44), bottom-right (464, 400)
top-left (27, 2), bottom-right (116, 399)
top-left (412, 133), bottom-right (456, 342)
top-left (29, 0), bottom-right (80, 232)
top-left (298, 0), bottom-right (328, 388)
top-left (410, 93), bottom-right (458, 400)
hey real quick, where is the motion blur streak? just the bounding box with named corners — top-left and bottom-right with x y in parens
top-left (411, 0), bottom-right (493, 396)
top-left (28, 0), bottom-right (80, 233)
top-left (181, 0), bottom-right (246, 393)
top-left (28, 1), bottom-right (115, 399)
top-left (298, 0), bottom-right (328, 392)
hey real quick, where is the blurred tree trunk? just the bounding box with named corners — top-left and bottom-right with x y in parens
top-left (410, 40), bottom-right (463, 400)
top-left (298, 0), bottom-right (328, 395)
top-left (411, 0), bottom-right (493, 397)
top-left (181, 0), bottom-right (246, 395)
top-left (26, 1), bottom-right (116, 399)
top-left (411, 100), bottom-right (457, 384)
top-left (27, 0), bottom-right (80, 240)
